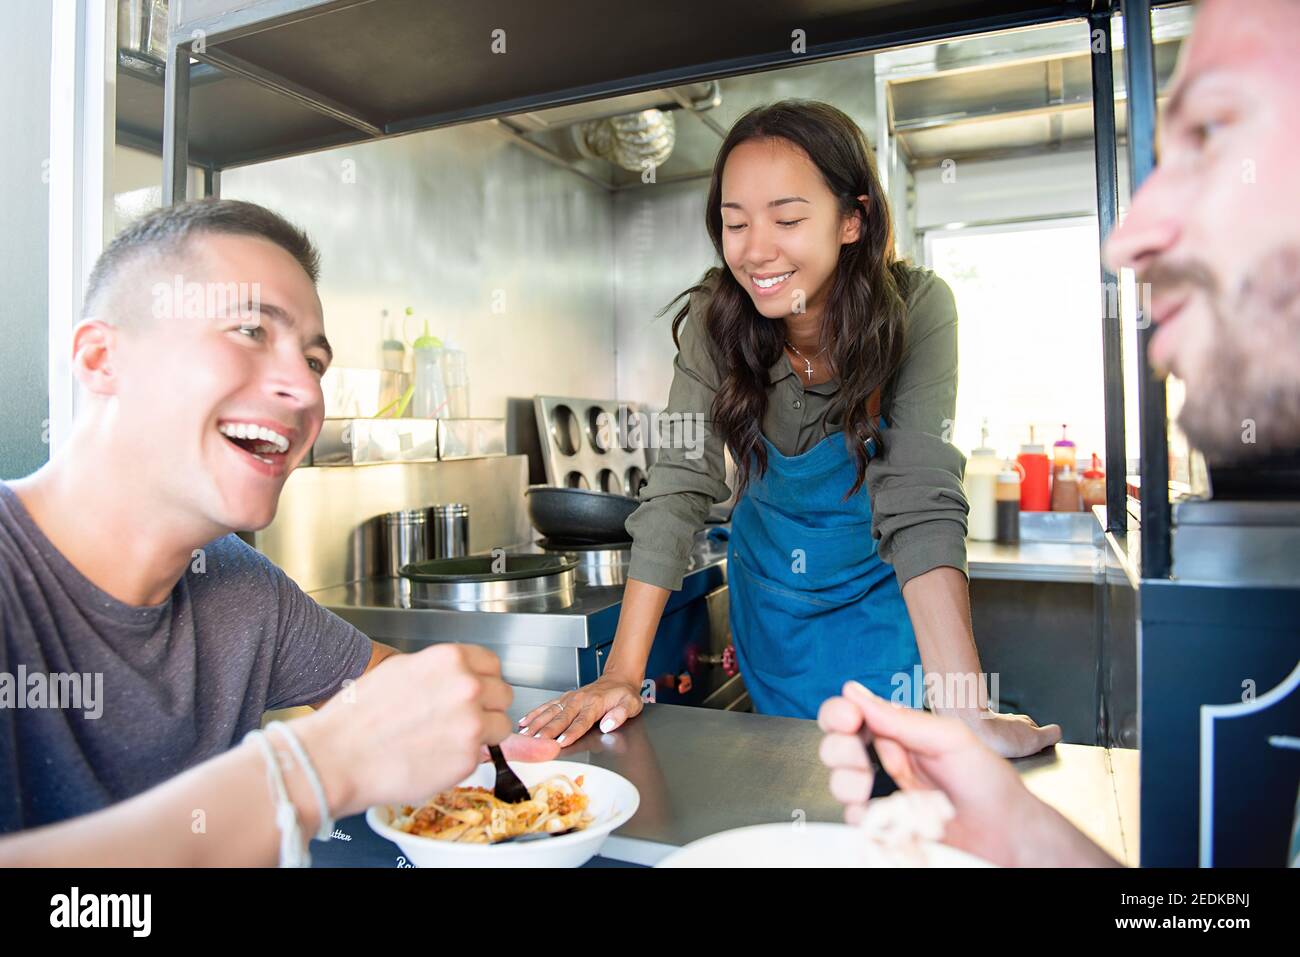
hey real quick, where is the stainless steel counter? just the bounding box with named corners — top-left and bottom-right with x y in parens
top-left (967, 539), bottom-right (1104, 584)
top-left (967, 509), bottom-right (1134, 585)
top-left (1095, 504), bottom-right (1142, 589)
top-left (507, 687), bottom-right (1140, 866)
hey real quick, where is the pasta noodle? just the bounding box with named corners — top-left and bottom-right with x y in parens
top-left (394, 774), bottom-right (594, 844)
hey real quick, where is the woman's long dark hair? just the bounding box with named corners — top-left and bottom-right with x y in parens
top-left (664, 100), bottom-right (911, 500)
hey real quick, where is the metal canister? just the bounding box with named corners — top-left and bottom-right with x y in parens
top-left (428, 503), bottom-right (470, 558)
top-left (380, 509), bottom-right (429, 576)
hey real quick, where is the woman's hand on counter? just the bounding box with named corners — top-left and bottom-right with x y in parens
top-left (818, 681), bottom-right (1118, 868)
top-left (954, 708), bottom-right (1062, 759)
top-left (517, 579), bottom-right (668, 745)
top-left (516, 674), bottom-right (646, 746)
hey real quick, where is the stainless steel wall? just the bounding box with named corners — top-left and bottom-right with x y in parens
top-left (220, 121), bottom-right (618, 421)
top-left (612, 182), bottom-right (716, 413)
top-left (0, 0), bottom-right (52, 479)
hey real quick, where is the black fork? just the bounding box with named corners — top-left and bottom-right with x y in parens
top-left (488, 744), bottom-right (531, 804)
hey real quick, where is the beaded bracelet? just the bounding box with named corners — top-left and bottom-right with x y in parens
top-left (266, 720), bottom-right (334, 843)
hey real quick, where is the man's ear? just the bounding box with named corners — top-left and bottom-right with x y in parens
top-left (841, 193), bottom-right (871, 245)
top-left (71, 319), bottom-right (120, 396)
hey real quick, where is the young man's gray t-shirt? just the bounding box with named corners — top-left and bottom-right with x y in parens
top-left (0, 483), bottom-right (372, 833)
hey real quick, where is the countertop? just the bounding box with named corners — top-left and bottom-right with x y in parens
top-left (1095, 504), bottom-right (1143, 589)
top-left (314, 516), bottom-right (1122, 650)
top-left (967, 539), bottom-right (1104, 584)
top-left (310, 687), bottom-right (1139, 868)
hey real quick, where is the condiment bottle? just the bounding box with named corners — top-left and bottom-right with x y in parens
top-left (965, 447), bottom-right (1000, 541)
top-left (440, 341), bottom-right (471, 419)
top-left (380, 308), bottom-right (407, 373)
top-left (1050, 425), bottom-right (1082, 512)
top-left (411, 316), bottom-right (448, 418)
top-left (1017, 427), bottom-right (1051, 512)
top-left (996, 463), bottom-right (1022, 544)
top-left (1051, 461), bottom-right (1082, 511)
top-left (1080, 452), bottom-right (1107, 511)
top-left (962, 419), bottom-right (999, 541)
top-left (1053, 424), bottom-right (1077, 472)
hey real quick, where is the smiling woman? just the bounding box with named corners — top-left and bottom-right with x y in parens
top-left (521, 100), bottom-right (1063, 759)
top-left (691, 101), bottom-right (909, 500)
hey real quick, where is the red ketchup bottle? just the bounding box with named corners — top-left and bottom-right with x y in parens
top-left (1016, 432), bottom-right (1052, 512)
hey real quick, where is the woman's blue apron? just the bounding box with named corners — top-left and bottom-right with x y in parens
top-left (726, 430), bottom-right (921, 719)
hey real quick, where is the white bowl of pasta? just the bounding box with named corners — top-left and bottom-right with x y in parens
top-left (365, 759), bottom-right (640, 868)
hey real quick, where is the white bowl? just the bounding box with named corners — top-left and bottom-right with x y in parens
top-left (366, 760), bottom-right (639, 868)
top-left (656, 822), bottom-right (996, 868)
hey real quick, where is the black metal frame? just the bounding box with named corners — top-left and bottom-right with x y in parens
top-left (1120, 0), bottom-right (1171, 579)
top-left (1088, 9), bottom-right (1129, 536)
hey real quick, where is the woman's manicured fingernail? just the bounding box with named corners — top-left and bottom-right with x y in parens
top-left (518, 726), bottom-right (529, 735)
top-left (848, 680), bottom-right (876, 698)
top-left (533, 732), bottom-right (541, 739)
top-left (599, 717), bottom-right (615, 733)
top-left (557, 734), bottom-right (566, 744)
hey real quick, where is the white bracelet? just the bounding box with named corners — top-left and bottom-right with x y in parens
top-left (266, 720), bottom-right (334, 842)
top-left (245, 729), bottom-right (309, 868)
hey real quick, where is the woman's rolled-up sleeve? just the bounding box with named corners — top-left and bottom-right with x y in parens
top-left (867, 270), bottom-right (970, 587)
top-left (625, 291), bottom-right (733, 592)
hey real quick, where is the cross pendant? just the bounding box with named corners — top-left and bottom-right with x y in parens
top-left (803, 359), bottom-right (814, 382)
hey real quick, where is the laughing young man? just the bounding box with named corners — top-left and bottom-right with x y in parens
top-left (820, 0), bottom-right (1300, 867)
top-left (0, 199), bottom-right (556, 865)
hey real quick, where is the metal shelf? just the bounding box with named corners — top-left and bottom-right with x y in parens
top-left (116, 51), bottom-right (368, 168)
top-left (145, 0), bottom-right (1129, 174)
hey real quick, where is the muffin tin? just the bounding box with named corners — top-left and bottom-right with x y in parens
top-left (533, 395), bottom-right (649, 497)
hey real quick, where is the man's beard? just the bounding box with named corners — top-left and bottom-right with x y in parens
top-left (1154, 246), bottom-right (1300, 464)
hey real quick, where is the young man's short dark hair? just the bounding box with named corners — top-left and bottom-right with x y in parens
top-left (83, 199), bottom-right (320, 322)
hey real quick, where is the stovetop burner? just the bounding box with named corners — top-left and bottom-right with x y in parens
top-left (397, 553), bottom-right (577, 609)
top-left (537, 537), bottom-right (633, 552)
top-left (535, 537), bottom-right (632, 586)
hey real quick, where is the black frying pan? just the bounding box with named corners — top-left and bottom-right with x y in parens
top-left (525, 486), bottom-right (640, 544)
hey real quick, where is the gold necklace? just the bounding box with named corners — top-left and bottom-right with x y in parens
top-left (785, 340), bottom-right (828, 382)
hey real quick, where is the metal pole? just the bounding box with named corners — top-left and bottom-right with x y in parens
top-left (1120, 0), bottom-right (1170, 579)
top-left (1089, 9), bottom-right (1128, 535)
top-left (162, 39), bottom-right (191, 205)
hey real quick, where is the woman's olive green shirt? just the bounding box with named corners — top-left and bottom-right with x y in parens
top-left (625, 264), bottom-right (969, 592)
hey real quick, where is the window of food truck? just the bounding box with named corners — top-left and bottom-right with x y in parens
top-left (925, 215), bottom-right (1195, 487)
top-left (925, 217), bottom-right (1122, 465)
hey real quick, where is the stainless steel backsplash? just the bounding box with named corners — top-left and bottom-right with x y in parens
top-left (249, 456), bottom-right (532, 593)
top-left (220, 122), bottom-right (619, 418)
